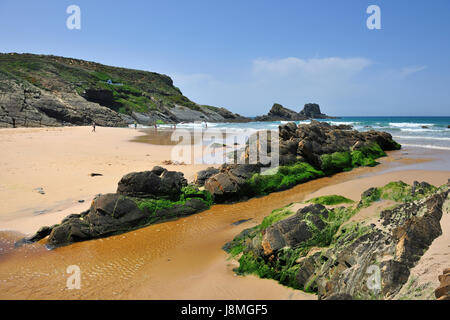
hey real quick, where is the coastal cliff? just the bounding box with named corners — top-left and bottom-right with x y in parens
top-left (0, 53), bottom-right (248, 127)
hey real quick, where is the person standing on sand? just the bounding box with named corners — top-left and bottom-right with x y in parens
top-left (92, 121), bottom-right (96, 132)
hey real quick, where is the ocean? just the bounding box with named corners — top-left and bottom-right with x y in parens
top-left (153, 116), bottom-right (450, 151)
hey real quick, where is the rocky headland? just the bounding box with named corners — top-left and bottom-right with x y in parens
top-left (0, 53), bottom-right (248, 128)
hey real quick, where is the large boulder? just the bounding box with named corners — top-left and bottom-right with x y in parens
top-left (204, 164), bottom-right (261, 203)
top-left (299, 103), bottom-right (331, 119)
top-left (254, 120), bottom-right (401, 166)
top-left (261, 204), bottom-right (329, 256)
top-left (194, 167), bottom-right (220, 186)
top-left (117, 166), bottom-right (187, 199)
top-left (47, 193), bottom-right (147, 247)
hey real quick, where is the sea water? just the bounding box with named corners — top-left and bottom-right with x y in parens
top-left (152, 117), bottom-right (450, 151)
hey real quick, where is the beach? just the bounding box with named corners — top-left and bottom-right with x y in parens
top-left (0, 126), bottom-right (449, 300)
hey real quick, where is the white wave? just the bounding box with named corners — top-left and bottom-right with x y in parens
top-left (402, 144), bottom-right (450, 151)
top-left (389, 122), bottom-right (434, 128)
top-left (394, 135), bottom-right (450, 141)
top-left (328, 121), bottom-right (357, 126)
top-left (400, 128), bottom-right (435, 132)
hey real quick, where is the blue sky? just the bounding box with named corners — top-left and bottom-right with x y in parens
top-left (1, 0), bottom-right (449, 116)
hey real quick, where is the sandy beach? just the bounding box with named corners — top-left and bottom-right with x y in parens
top-left (0, 126), bottom-right (449, 300)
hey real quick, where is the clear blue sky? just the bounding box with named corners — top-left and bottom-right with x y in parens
top-left (1, 0), bottom-right (449, 116)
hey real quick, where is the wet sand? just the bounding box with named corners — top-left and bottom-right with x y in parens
top-left (0, 127), bottom-right (449, 300)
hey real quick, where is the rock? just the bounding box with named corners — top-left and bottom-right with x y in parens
top-left (90, 173), bottom-right (103, 177)
top-left (194, 167), bottom-right (220, 186)
top-left (323, 293), bottom-right (353, 300)
top-left (435, 268), bottom-right (450, 300)
top-left (299, 103), bottom-right (333, 119)
top-left (15, 226), bottom-right (54, 247)
top-left (254, 103), bottom-right (336, 121)
top-left (47, 193), bottom-right (147, 247)
top-left (117, 166), bottom-right (187, 199)
top-left (232, 182), bottom-right (449, 300)
top-left (254, 103), bottom-right (308, 121)
top-left (261, 204), bottom-right (329, 256)
top-left (246, 120), bottom-right (400, 166)
top-left (204, 164), bottom-right (261, 203)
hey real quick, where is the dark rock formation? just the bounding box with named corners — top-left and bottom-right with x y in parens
top-left (255, 103), bottom-right (336, 122)
top-left (17, 166), bottom-right (208, 248)
top-left (247, 120), bottom-right (400, 166)
top-left (204, 164), bottom-right (261, 203)
top-left (46, 193), bottom-right (147, 247)
top-left (228, 181), bottom-right (449, 300)
top-left (261, 204), bottom-right (329, 256)
top-left (194, 167), bottom-right (220, 186)
top-left (309, 189), bottom-right (447, 299)
top-left (117, 166), bottom-right (187, 199)
top-left (299, 103), bottom-right (331, 119)
top-left (435, 268), bottom-right (450, 300)
top-left (255, 103), bottom-right (308, 121)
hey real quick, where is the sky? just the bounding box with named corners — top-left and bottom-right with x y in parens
top-left (0, 0), bottom-right (449, 116)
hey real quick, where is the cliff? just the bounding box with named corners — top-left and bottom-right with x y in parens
top-left (0, 53), bottom-right (248, 127)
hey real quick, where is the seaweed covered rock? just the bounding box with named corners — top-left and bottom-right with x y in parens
top-left (262, 205), bottom-right (329, 256)
top-left (47, 193), bottom-right (147, 247)
top-left (204, 163), bottom-right (261, 203)
top-left (256, 120), bottom-right (401, 166)
top-left (117, 166), bottom-right (187, 199)
top-left (227, 181), bottom-right (449, 300)
top-left (18, 167), bottom-right (212, 248)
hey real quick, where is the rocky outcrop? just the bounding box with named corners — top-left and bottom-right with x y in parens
top-left (435, 268), bottom-right (450, 300)
top-left (204, 164), bottom-right (261, 203)
top-left (299, 103), bottom-right (330, 119)
top-left (17, 166), bottom-right (210, 248)
top-left (194, 167), bottom-right (220, 186)
top-left (0, 53), bottom-right (247, 127)
top-left (255, 103), bottom-right (336, 122)
top-left (227, 181), bottom-right (449, 300)
top-left (255, 103), bottom-right (308, 121)
top-left (0, 79), bottom-right (130, 127)
top-left (261, 204), bottom-right (329, 255)
top-left (273, 120), bottom-right (400, 166)
top-left (117, 166), bottom-right (187, 199)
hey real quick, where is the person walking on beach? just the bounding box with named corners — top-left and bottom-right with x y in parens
top-left (92, 121), bottom-right (96, 132)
